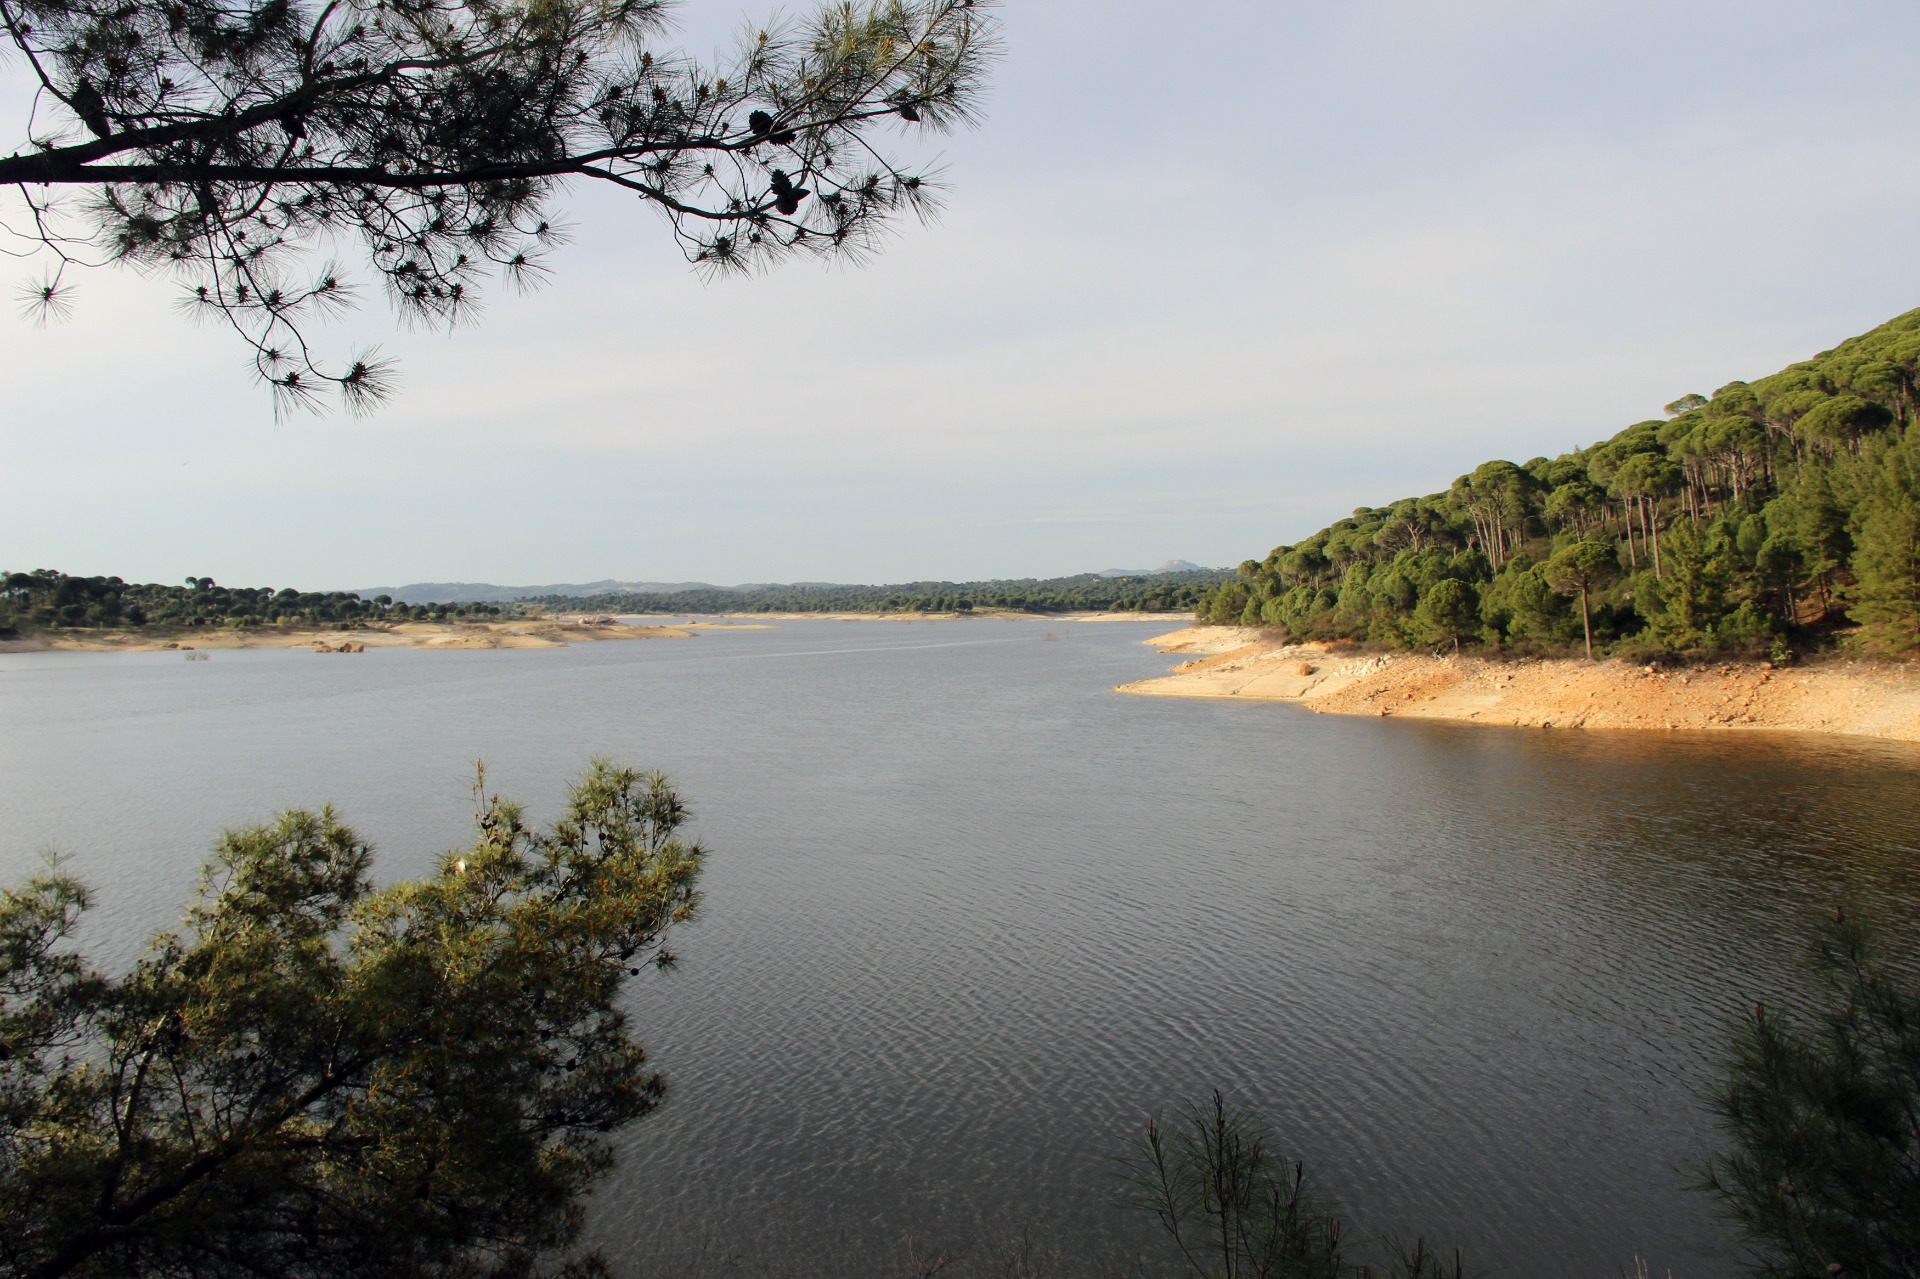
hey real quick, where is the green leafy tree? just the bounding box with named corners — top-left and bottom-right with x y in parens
top-left (1642, 522), bottom-right (1733, 652)
top-left (0, 761), bottom-right (702, 1279)
top-left (4, 0), bottom-right (997, 413)
top-left (1413, 578), bottom-right (1478, 650)
top-left (1798, 395), bottom-right (1895, 456)
top-left (1848, 434), bottom-right (1920, 651)
top-left (1700, 911), bottom-right (1920, 1279)
top-left (1543, 478), bottom-right (1606, 538)
top-left (1612, 452), bottom-right (1683, 577)
top-left (1504, 565), bottom-right (1572, 643)
top-left (1544, 540), bottom-right (1619, 660)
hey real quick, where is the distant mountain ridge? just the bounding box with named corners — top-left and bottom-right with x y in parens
top-left (363, 563), bottom-right (1216, 604)
top-left (1097, 559), bottom-right (1205, 578)
top-left (356, 580), bottom-right (721, 604)
top-left (525, 569), bottom-right (1230, 617)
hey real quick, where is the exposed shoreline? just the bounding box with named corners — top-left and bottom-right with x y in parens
top-left (0, 610), bottom-right (1177, 654)
top-left (0, 618), bottom-right (714, 653)
top-left (610, 610), bottom-right (1189, 623)
top-left (1119, 626), bottom-right (1920, 743)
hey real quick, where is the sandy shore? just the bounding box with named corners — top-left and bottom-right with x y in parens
top-left (0, 610), bottom-right (1171, 654)
top-left (1118, 626), bottom-right (1920, 743)
top-left (0, 618), bottom-right (708, 653)
top-left (613, 610), bottom-right (1189, 623)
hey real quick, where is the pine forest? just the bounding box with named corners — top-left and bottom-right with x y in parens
top-left (1196, 309), bottom-right (1920, 658)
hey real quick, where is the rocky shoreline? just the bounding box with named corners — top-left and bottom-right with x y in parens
top-left (1119, 626), bottom-right (1920, 743)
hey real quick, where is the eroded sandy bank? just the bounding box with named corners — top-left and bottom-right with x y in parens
top-left (1118, 626), bottom-right (1920, 743)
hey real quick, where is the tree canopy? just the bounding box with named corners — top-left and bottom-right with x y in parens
top-left (2, 0), bottom-right (998, 412)
top-left (0, 761), bottom-right (703, 1279)
top-left (1197, 308), bottom-right (1920, 660)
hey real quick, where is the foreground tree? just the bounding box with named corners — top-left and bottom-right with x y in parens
top-left (1701, 910), bottom-right (1920, 1279)
top-left (0, 760), bottom-right (702, 1279)
top-left (1119, 1093), bottom-right (1465, 1279)
top-left (2, 0), bottom-right (997, 412)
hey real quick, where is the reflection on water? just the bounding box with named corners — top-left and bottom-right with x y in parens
top-left (3, 621), bottom-right (1917, 1278)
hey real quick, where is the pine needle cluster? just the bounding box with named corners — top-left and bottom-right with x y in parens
top-left (1, 0), bottom-right (998, 413)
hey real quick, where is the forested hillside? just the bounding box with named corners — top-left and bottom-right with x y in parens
top-left (534, 570), bottom-right (1227, 616)
top-left (1197, 309), bottom-right (1920, 657)
top-left (0, 572), bottom-right (503, 634)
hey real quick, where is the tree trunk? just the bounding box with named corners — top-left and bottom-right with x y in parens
top-left (1580, 583), bottom-right (1594, 660)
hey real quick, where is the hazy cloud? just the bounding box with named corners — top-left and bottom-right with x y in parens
top-left (5, 0), bottom-right (1919, 586)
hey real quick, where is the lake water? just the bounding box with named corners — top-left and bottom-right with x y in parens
top-left (3, 619), bottom-right (1918, 1278)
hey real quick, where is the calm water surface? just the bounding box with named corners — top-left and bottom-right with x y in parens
top-left (4, 619), bottom-right (1918, 1278)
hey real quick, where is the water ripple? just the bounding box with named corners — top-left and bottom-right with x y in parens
top-left (4, 622), bottom-right (1918, 1278)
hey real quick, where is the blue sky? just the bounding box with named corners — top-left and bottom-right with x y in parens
top-left (5, 0), bottom-right (1920, 588)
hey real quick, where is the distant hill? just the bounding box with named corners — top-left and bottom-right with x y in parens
top-left (1098, 559), bottom-right (1206, 578)
top-left (357, 580), bottom-right (722, 604)
top-left (529, 569), bottom-right (1232, 616)
top-left (362, 564), bottom-right (1219, 604)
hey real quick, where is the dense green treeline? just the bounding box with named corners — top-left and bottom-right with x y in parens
top-left (0, 570), bottom-right (503, 635)
top-left (0, 569), bottom-right (1224, 637)
top-left (1198, 309), bottom-right (1920, 658)
top-left (534, 570), bottom-right (1229, 616)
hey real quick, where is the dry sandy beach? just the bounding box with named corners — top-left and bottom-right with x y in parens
top-left (1120, 625), bottom-right (1920, 743)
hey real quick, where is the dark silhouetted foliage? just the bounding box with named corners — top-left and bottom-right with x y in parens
top-left (1120, 1093), bottom-right (1466, 1279)
top-left (1701, 911), bottom-right (1920, 1279)
top-left (0, 761), bottom-right (702, 1279)
top-left (4, 0), bottom-right (997, 412)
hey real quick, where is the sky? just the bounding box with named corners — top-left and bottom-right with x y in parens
top-left (5, 0), bottom-right (1920, 590)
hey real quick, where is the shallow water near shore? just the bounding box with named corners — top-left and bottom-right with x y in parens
top-left (3, 618), bottom-right (1918, 1278)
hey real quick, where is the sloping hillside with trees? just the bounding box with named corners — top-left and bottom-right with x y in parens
top-left (1197, 309), bottom-right (1920, 657)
